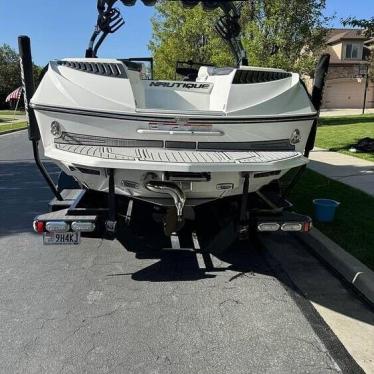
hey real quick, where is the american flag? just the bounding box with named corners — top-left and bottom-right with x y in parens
top-left (5, 87), bottom-right (23, 103)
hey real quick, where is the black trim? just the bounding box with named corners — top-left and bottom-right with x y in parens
top-left (31, 104), bottom-right (318, 124)
top-left (57, 61), bottom-right (127, 78)
top-left (254, 170), bottom-right (281, 179)
top-left (164, 172), bottom-right (211, 182)
top-left (233, 70), bottom-right (292, 84)
top-left (165, 141), bottom-right (196, 150)
top-left (199, 140), bottom-right (295, 151)
top-left (75, 166), bottom-right (101, 176)
top-left (305, 54), bottom-right (330, 158)
top-left (55, 132), bottom-right (295, 152)
top-left (55, 132), bottom-right (163, 148)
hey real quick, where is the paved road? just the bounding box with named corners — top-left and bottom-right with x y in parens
top-left (0, 131), bottom-right (364, 373)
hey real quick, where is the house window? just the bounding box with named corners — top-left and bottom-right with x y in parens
top-left (345, 43), bottom-right (360, 59)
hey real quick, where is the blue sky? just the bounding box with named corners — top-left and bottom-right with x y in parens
top-left (1, 0), bottom-right (373, 66)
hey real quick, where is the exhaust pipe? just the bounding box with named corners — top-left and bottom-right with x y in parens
top-left (145, 180), bottom-right (186, 220)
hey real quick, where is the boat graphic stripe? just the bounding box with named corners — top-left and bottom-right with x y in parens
top-left (31, 104), bottom-right (318, 124)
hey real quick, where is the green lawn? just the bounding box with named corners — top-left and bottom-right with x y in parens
top-left (317, 114), bottom-right (374, 162)
top-left (290, 168), bottom-right (374, 270)
top-left (0, 110), bottom-right (25, 116)
top-left (0, 121), bottom-right (27, 134)
top-left (0, 117), bottom-right (13, 123)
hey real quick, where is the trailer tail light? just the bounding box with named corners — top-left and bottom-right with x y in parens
top-left (257, 223), bottom-right (280, 232)
top-left (71, 222), bottom-right (95, 232)
top-left (256, 215), bottom-right (312, 233)
top-left (303, 221), bottom-right (312, 232)
top-left (281, 223), bottom-right (303, 232)
top-left (45, 221), bottom-right (69, 233)
top-left (33, 220), bottom-right (45, 234)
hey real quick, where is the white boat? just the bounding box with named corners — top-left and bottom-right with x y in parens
top-left (28, 0), bottom-right (328, 225)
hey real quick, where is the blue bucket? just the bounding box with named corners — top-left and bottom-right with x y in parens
top-left (313, 199), bottom-right (340, 222)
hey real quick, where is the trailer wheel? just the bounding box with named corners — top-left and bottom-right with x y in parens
top-left (57, 171), bottom-right (80, 191)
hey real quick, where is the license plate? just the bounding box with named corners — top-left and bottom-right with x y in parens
top-left (43, 232), bottom-right (80, 245)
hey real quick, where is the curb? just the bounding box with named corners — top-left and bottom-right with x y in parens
top-left (0, 127), bottom-right (27, 136)
top-left (295, 228), bottom-right (374, 306)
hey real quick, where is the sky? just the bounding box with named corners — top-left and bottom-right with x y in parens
top-left (1, 0), bottom-right (374, 66)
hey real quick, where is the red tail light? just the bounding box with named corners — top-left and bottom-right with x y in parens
top-left (33, 220), bottom-right (45, 234)
top-left (303, 221), bottom-right (312, 232)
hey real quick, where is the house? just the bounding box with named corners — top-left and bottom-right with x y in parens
top-left (322, 28), bottom-right (373, 109)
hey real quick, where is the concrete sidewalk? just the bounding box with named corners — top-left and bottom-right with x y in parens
top-left (320, 108), bottom-right (374, 117)
top-left (308, 148), bottom-right (374, 196)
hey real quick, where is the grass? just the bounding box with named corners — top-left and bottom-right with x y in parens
top-left (0, 110), bottom-right (25, 116)
top-left (0, 121), bottom-right (27, 134)
top-left (317, 114), bottom-right (374, 162)
top-left (289, 168), bottom-right (374, 270)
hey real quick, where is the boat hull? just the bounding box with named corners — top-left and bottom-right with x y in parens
top-left (33, 107), bottom-right (312, 203)
top-left (30, 59), bottom-right (317, 205)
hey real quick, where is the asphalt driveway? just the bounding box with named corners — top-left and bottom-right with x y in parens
top-left (0, 131), bottom-right (364, 374)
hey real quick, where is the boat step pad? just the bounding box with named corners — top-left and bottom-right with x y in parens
top-left (55, 144), bottom-right (301, 164)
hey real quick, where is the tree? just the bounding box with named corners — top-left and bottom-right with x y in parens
top-left (241, 0), bottom-right (329, 76)
top-left (149, 0), bottom-right (330, 79)
top-left (0, 44), bottom-right (42, 109)
top-left (149, 1), bottom-right (234, 79)
top-left (342, 17), bottom-right (374, 36)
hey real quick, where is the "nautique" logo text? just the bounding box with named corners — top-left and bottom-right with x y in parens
top-left (149, 81), bottom-right (210, 89)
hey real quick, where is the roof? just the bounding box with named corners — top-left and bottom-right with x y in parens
top-left (328, 60), bottom-right (370, 66)
top-left (326, 29), bottom-right (367, 45)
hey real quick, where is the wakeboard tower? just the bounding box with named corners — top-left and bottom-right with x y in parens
top-left (19, 0), bottom-right (330, 250)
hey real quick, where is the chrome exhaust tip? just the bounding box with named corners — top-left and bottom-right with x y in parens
top-left (145, 180), bottom-right (186, 220)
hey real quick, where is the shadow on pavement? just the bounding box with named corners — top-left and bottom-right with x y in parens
top-left (0, 161), bottom-right (59, 236)
top-left (117, 221), bottom-right (279, 284)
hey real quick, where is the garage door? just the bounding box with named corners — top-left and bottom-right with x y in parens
top-left (323, 80), bottom-right (365, 109)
